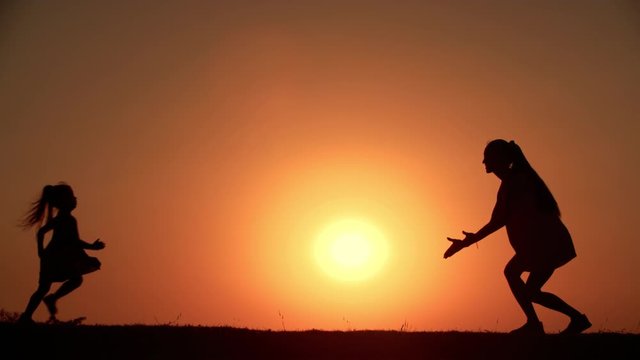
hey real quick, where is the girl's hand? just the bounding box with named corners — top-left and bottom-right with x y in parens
top-left (92, 239), bottom-right (106, 250)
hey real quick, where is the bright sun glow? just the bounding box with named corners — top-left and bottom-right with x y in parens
top-left (314, 218), bottom-right (389, 282)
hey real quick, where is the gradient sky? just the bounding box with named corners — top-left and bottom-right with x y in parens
top-left (1, 1), bottom-right (639, 332)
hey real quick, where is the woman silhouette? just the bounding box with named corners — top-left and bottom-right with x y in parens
top-left (444, 140), bottom-right (590, 335)
top-left (18, 183), bottom-right (105, 324)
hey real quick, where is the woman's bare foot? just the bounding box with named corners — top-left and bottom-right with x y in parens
top-left (560, 314), bottom-right (591, 334)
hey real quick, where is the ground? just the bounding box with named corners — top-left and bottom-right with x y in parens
top-left (1, 323), bottom-right (638, 359)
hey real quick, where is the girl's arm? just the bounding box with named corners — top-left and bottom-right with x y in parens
top-left (36, 221), bottom-right (55, 258)
top-left (70, 216), bottom-right (105, 250)
top-left (78, 238), bottom-right (105, 250)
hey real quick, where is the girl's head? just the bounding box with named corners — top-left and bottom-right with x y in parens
top-left (22, 183), bottom-right (77, 228)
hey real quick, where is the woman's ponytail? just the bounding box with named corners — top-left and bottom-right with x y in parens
top-left (509, 141), bottom-right (561, 217)
top-left (508, 140), bottom-right (535, 173)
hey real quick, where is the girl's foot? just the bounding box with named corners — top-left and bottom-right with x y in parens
top-left (43, 294), bottom-right (58, 317)
top-left (560, 314), bottom-right (591, 334)
top-left (509, 320), bottom-right (544, 335)
top-left (46, 316), bottom-right (61, 324)
top-left (17, 314), bottom-right (35, 325)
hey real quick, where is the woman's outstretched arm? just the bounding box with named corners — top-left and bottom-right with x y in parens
top-left (444, 182), bottom-right (508, 258)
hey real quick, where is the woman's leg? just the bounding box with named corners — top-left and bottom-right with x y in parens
top-left (527, 269), bottom-right (591, 333)
top-left (526, 269), bottom-right (581, 318)
top-left (21, 281), bottom-right (52, 321)
top-left (504, 256), bottom-right (539, 323)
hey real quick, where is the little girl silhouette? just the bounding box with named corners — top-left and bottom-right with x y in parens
top-left (18, 183), bottom-right (105, 324)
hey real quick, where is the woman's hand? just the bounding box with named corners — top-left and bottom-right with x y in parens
top-left (444, 231), bottom-right (475, 259)
top-left (444, 239), bottom-right (465, 258)
top-left (92, 239), bottom-right (106, 250)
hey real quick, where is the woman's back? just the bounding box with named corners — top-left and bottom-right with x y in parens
top-left (504, 170), bottom-right (576, 270)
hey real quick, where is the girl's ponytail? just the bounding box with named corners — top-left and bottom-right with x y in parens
top-left (22, 185), bottom-right (54, 229)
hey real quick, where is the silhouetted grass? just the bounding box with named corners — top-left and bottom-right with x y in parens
top-left (1, 322), bottom-right (638, 360)
top-left (0, 309), bottom-right (20, 323)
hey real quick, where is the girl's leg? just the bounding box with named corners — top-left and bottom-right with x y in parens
top-left (504, 256), bottom-right (539, 323)
top-left (49, 276), bottom-right (83, 300)
top-left (44, 276), bottom-right (83, 317)
top-left (21, 281), bottom-right (52, 321)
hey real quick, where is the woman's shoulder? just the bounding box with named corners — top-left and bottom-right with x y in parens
top-left (505, 170), bottom-right (534, 188)
top-left (500, 172), bottom-right (535, 201)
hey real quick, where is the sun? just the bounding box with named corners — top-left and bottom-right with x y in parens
top-left (314, 218), bottom-right (389, 282)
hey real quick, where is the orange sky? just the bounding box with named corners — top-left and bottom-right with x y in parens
top-left (1, 1), bottom-right (639, 332)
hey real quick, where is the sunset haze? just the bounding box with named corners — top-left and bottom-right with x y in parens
top-left (1, 1), bottom-right (639, 333)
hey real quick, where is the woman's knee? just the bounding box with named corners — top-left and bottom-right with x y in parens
top-left (524, 269), bottom-right (553, 300)
top-left (525, 285), bottom-right (542, 300)
top-left (504, 261), bottom-right (522, 281)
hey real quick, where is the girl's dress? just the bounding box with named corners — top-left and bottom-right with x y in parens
top-left (503, 171), bottom-right (577, 271)
top-left (40, 214), bottom-right (101, 282)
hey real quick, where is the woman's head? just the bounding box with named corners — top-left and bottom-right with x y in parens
top-left (483, 139), bottom-right (533, 174)
top-left (483, 139), bottom-right (512, 174)
top-left (483, 139), bottom-right (560, 216)
top-left (22, 183), bottom-right (76, 228)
